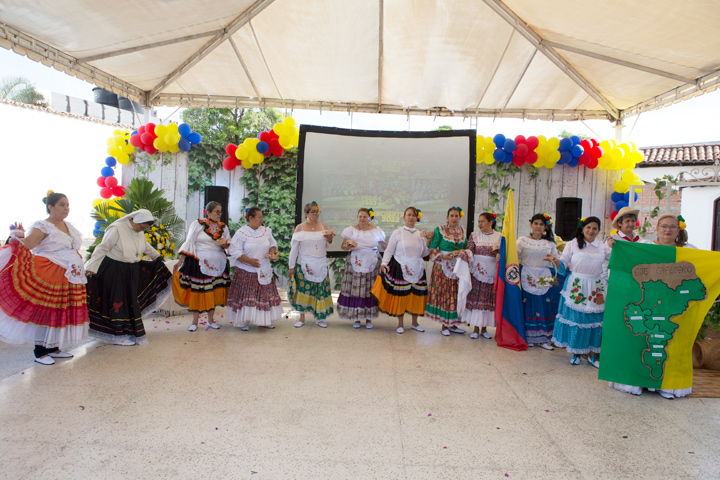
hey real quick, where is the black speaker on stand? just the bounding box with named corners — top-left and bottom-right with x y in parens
top-left (555, 197), bottom-right (582, 240)
top-left (203, 186), bottom-right (230, 225)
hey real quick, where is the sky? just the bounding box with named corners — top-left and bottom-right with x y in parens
top-left (2, 47), bottom-right (720, 148)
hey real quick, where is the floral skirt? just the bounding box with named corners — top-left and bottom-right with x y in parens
top-left (337, 254), bottom-right (380, 321)
top-left (462, 276), bottom-right (496, 327)
top-left (227, 268), bottom-right (283, 326)
top-left (370, 257), bottom-right (427, 317)
top-left (288, 264), bottom-right (334, 320)
top-left (172, 255), bottom-right (230, 313)
top-left (425, 262), bottom-right (460, 326)
top-left (0, 243), bottom-right (88, 348)
top-left (88, 257), bottom-right (172, 345)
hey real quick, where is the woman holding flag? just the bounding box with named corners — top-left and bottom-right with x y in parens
top-left (516, 213), bottom-right (560, 350)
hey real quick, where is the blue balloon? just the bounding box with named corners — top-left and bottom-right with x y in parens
top-left (493, 148), bottom-right (505, 161)
top-left (132, 130), bottom-right (138, 136)
top-left (570, 135), bottom-right (581, 146)
top-left (503, 139), bottom-right (516, 152)
top-left (623, 191), bottom-right (639, 202)
top-left (178, 123), bottom-right (192, 138)
top-left (559, 151), bottom-right (572, 164)
top-left (611, 192), bottom-right (624, 203)
top-left (100, 166), bottom-right (114, 177)
top-left (94, 221), bottom-right (104, 229)
top-left (615, 200), bottom-right (629, 210)
top-left (559, 137), bottom-right (573, 151)
top-left (105, 156), bottom-right (117, 167)
top-left (256, 141), bottom-right (269, 154)
top-left (504, 151), bottom-right (514, 163)
top-left (187, 132), bottom-right (202, 144)
top-left (493, 134), bottom-right (506, 148)
top-left (568, 157), bottom-right (580, 167)
top-left (571, 145), bottom-right (584, 158)
top-left (178, 138), bottom-right (191, 152)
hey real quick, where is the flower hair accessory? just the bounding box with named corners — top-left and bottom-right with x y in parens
top-left (578, 217), bottom-right (587, 228)
top-left (416, 209), bottom-right (422, 222)
top-left (244, 207), bottom-right (250, 220)
top-left (677, 215), bottom-right (687, 230)
top-left (367, 208), bottom-right (375, 220)
top-left (42, 189), bottom-right (54, 205)
top-left (452, 206), bottom-right (464, 218)
top-left (543, 213), bottom-right (553, 226)
top-left (311, 201), bottom-right (320, 213)
top-left (491, 212), bottom-right (497, 219)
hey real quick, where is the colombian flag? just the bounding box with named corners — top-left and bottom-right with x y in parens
top-left (599, 241), bottom-right (720, 391)
top-left (494, 190), bottom-right (527, 351)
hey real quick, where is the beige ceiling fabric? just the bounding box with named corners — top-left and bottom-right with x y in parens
top-left (1, 0), bottom-right (719, 121)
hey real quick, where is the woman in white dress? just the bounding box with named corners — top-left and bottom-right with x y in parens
top-left (227, 207), bottom-right (282, 329)
top-left (462, 212), bottom-right (501, 339)
top-left (0, 192), bottom-right (88, 365)
top-left (337, 208), bottom-right (387, 329)
top-left (288, 202), bottom-right (335, 328)
top-left (172, 201), bottom-right (231, 331)
top-left (371, 206), bottom-right (431, 334)
top-left (517, 213), bottom-right (561, 350)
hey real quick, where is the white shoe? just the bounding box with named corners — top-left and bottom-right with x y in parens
top-left (117, 339), bottom-right (135, 346)
top-left (365, 322), bottom-right (373, 329)
top-left (481, 332), bottom-right (492, 339)
top-left (570, 355), bottom-right (581, 365)
top-left (48, 351), bottom-right (73, 358)
top-left (261, 325), bottom-right (275, 329)
top-left (448, 327), bottom-right (465, 334)
top-left (294, 321), bottom-right (305, 328)
top-left (316, 321), bottom-right (328, 328)
top-left (470, 332), bottom-right (479, 339)
top-left (411, 325), bottom-right (425, 332)
top-left (240, 326), bottom-right (249, 331)
top-left (658, 390), bottom-right (675, 399)
top-left (188, 324), bottom-right (198, 332)
top-left (441, 329), bottom-right (451, 336)
top-left (396, 327), bottom-right (404, 334)
top-left (527, 342), bottom-right (535, 347)
top-left (539, 343), bottom-right (554, 350)
top-left (353, 321), bottom-right (361, 329)
top-left (207, 322), bottom-right (220, 329)
top-left (34, 355), bottom-right (55, 365)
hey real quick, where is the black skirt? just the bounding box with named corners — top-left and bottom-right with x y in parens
top-left (88, 257), bottom-right (172, 345)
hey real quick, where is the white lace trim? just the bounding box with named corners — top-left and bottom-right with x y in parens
top-left (229, 305), bottom-right (283, 326)
top-left (555, 314), bottom-right (603, 329)
top-left (141, 278), bottom-right (173, 318)
top-left (551, 339), bottom-right (600, 354)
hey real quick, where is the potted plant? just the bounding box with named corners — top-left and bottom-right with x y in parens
top-left (692, 296), bottom-right (720, 370)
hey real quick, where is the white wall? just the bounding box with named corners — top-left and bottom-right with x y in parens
top-left (681, 187), bottom-right (720, 251)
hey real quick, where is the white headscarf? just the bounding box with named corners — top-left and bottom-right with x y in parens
top-left (114, 209), bottom-right (155, 226)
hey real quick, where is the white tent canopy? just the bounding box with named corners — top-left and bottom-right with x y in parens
top-left (2, 0), bottom-right (719, 122)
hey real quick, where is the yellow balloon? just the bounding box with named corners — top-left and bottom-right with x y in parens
top-left (279, 135), bottom-right (293, 149)
top-left (614, 180), bottom-right (630, 193)
top-left (241, 158), bottom-right (253, 169)
top-left (166, 123), bottom-right (179, 133)
top-left (628, 151), bottom-right (643, 163)
top-left (537, 135), bottom-right (547, 145)
top-left (116, 152), bottom-right (130, 164)
top-left (236, 146), bottom-right (249, 161)
top-left (549, 150), bottom-right (561, 163)
top-left (107, 146), bottom-right (120, 158)
top-left (165, 133), bottom-right (179, 145)
top-left (292, 134), bottom-right (300, 146)
top-left (92, 199), bottom-right (103, 208)
top-left (599, 140), bottom-right (612, 152)
top-left (169, 143), bottom-right (179, 153)
top-left (273, 123), bottom-right (286, 137)
top-left (536, 144), bottom-right (549, 157)
top-left (251, 151), bottom-right (265, 164)
top-left (124, 144), bottom-right (135, 154)
top-left (283, 117), bottom-right (296, 127)
top-left (548, 137), bottom-right (560, 150)
top-left (484, 153), bottom-right (495, 164)
top-left (619, 143), bottom-right (631, 155)
top-left (155, 125), bottom-right (167, 137)
top-left (113, 129), bottom-right (122, 136)
top-left (113, 134), bottom-right (125, 145)
top-left (611, 148), bottom-right (624, 162)
top-left (621, 170), bottom-right (635, 183)
top-left (153, 138), bottom-right (169, 151)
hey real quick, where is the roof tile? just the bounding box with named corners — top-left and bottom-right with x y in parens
top-left (638, 142), bottom-right (719, 167)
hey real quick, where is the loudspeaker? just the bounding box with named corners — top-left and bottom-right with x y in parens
top-left (204, 186), bottom-right (230, 225)
top-left (555, 197), bottom-right (582, 240)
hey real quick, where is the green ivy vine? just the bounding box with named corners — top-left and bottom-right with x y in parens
top-left (477, 162), bottom-right (522, 229)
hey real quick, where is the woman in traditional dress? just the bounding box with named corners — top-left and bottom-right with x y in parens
top-left (517, 213), bottom-right (560, 350)
top-left (0, 193), bottom-right (88, 365)
top-left (550, 217), bottom-right (611, 367)
top-left (172, 201), bottom-right (231, 331)
top-left (337, 208), bottom-right (387, 329)
top-left (462, 212), bottom-right (501, 339)
top-left (227, 207), bottom-right (282, 330)
top-left (371, 206), bottom-right (431, 334)
top-left (425, 207), bottom-right (469, 336)
top-left (85, 209), bottom-right (172, 345)
top-left (609, 213), bottom-right (695, 399)
top-left (289, 202), bottom-right (335, 328)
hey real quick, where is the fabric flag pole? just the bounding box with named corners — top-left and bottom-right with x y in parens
top-left (599, 242), bottom-right (720, 392)
top-left (494, 189), bottom-right (527, 351)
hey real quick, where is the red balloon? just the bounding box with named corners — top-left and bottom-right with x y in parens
top-left (129, 134), bottom-right (142, 147)
top-left (580, 139), bottom-right (592, 151)
top-left (526, 136), bottom-right (539, 150)
top-left (223, 157), bottom-right (237, 171)
top-left (111, 186), bottom-right (125, 197)
top-left (512, 156), bottom-right (525, 166)
top-left (137, 126), bottom-right (146, 135)
top-left (271, 145), bottom-right (284, 157)
top-left (590, 138), bottom-right (599, 147)
top-left (145, 123), bottom-right (156, 135)
top-left (104, 176), bottom-right (119, 188)
top-left (590, 146), bottom-right (603, 159)
top-left (100, 187), bottom-right (112, 199)
top-left (145, 146), bottom-right (157, 155)
top-left (267, 129), bottom-right (279, 140)
top-left (258, 131), bottom-right (272, 142)
top-left (514, 135), bottom-right (526, 145)
top-left (610, 210), bottom-right (618, 220)
top-left (225, 144), bottom-right (237, 157)
top-left (515, 144), bottom-right (528, 157)
top-left (141, 132), bottom-right (154, 145)
top-left (525, 151), bottom-right (538, 163)
top-left (97, 176), bottom-right (107, 187)
top-left (579, 152), bottom-right (592, 165)
top-left (587, 158), bottom-right (599, 169)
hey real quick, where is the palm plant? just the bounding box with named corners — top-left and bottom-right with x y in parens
top-left (0, 76), bottom-right (48, 107)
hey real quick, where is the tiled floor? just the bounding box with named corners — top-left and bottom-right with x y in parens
top-left (1, 304), bottom-right (718, 479)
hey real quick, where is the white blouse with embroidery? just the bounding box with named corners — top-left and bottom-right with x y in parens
top-left (342, 226), bottom-right (385, 274)
top-left (28, 220), bottom-right (86, 284)
top-left (178, 220), bottom-right (230, 277)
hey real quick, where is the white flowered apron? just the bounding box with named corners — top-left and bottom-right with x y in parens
top-left (439, 251), bottom-right (459, 280)
top-left (256, 257), bottom-right (273, 285)
top-left (471, 254), bottom-right (497, 283)
top-left (197, 249), bottom-right (228, 277)
top-left (298, 254), bottom-right (328, 283)
top-left (395, 255), bottom-right (425, 284)
top-left (350, 249), bottom-right (379, 274)
top-left (560, 251), bottom-right (607, 313)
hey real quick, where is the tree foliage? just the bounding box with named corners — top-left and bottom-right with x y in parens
top-left (0, 76), bottom-right (48, 107)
